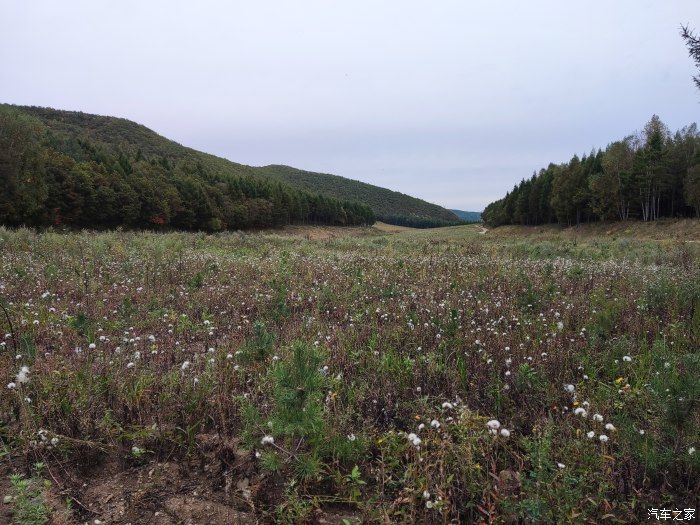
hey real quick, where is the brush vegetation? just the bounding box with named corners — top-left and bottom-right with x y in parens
top-left (1, 224), bottom-right (698, 523)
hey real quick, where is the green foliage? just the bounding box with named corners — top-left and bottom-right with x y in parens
top-left (8, 465), bottom-right (50, 525)
top-left (258, 164), bottom-right (459, 226)
top-left (0, 104), bottom-right (375, 231)
top-left (0, 104), bottom-right (466, 231)
top-left (269, 341), bottom-right (326, 438)
top-left (483, 117), bottom-right (700, 226)
top-left (240, 321), bottom-right (275, 363)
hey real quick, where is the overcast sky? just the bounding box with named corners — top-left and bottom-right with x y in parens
top-left (2, 1), bottom-right (699, 211)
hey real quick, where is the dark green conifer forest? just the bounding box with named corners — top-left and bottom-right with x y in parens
top-left (0, 105), bottom-right (375, 231)
top-left (482, 115), bottom-right (700, 226)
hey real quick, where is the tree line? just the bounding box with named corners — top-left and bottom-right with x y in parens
top-left (0, 108), bottom-right (375, 231)
top-left (482, 116), bottom-right (700, 227)
top-left (379, 214), bottom-right (470, 229)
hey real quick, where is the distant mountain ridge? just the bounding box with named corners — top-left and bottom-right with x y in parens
top-left (2, 104), bottom-right (458, 227)
top-left (257, 164), bottom-right (459, 225)
top-left (450, 209), bottom-right (482, 222)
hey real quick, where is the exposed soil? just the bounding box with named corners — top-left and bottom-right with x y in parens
top-left (2, 435), bottom-right (362, 524)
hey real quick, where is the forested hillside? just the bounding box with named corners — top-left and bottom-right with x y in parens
top-left (0, 105), bottom-right (375, 230)
top-left (450, 209), bottom-right (482, 222)
top-left (256, 164), bottom-right (460, 226)
top-left (482, 115), bottom-right (700, 226)
top-left (0, 104), bottom-right (457, 230)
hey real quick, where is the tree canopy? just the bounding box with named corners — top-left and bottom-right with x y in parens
top-left (0, 106), bottom-right (375, 231)
top-left (483, 116), bottom-right (700, 226)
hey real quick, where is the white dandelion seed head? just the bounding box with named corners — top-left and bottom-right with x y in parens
top-left (16, 366), bottom-right (30, 384)
top-left (407, 433), bottom-right (422, 447)
top-left (486, 420), bottom-right (501, 434)
top-left (261, 435), bottom-right (275, 446)
top-left (599, 434), bottom-right (609, 443)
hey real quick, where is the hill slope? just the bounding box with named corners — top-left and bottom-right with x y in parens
top-left (0, 104), bottom-right (374, 230)
top-left (3, 105), bottom-right (458, 227)
top-left (450, 209), bottom-right (482, 222)
top-left (257, 164), bottom-right (459, 225)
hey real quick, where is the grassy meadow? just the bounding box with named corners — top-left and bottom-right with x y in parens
top-left (1, 224), bottom-right (699, 524)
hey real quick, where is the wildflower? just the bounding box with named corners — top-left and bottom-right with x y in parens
top-left (16, 366), bottom-right (30, 384)
top-left (639, 429), bottom-right (645, 435)
top-left (148, 335), bottom-right (156, 342)
top-left (557, 463), bottom-right (565, 469)
top-left (604, 423), bottom-right (616, 432)
top-left (689, 447), bottom-right (696, 455)
top-left (347, 433), bottom-right (356, 441)
top-left (7, 382), bottom-right (16, 389)
top-left (599, 434), bottom-right (609, 443)
top-left (88, 343), bottom-right (96, 349)
top-left (622, 355), bottom-right (632, 362)
top-left (417, 423), bottom-right (425, 431)
top-left (430, 419), bottom-right (440, 429)
top-left (573, 407), bottom-right (587, 418)
top-left (226, 353), bottom-right (233, 359)
top-left (422, 490), bottom-right (431, 499)
top-left (131, 446), bottom-right (144, 455)
top-left (593, 414), bottom-right (603, 422)
top-left (126, 362), bottom-right (135, 369)
top-left (261, 435), bottom-right (275, 446)
top-left (50, 437), bottom-right (59, 446)
top-left (587, 431), bottom-right (595, 439)
top-left (181, 360), bottom-right (191, 371)
top-left (441, 402), bottom-right (454, 409)
top-left (486, 420), bottom-right (501, 434)
top-left (500, 428), bottom-right (511, 438)
top-left (564, 384), bottom-right (575, 394)
top-left (407, 433), bottom-right (422, 447)
top-left (556, 321), bottom-right (564, 331)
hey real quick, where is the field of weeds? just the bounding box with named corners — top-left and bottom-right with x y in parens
top-left (1, 224), bottom-right (698, 524)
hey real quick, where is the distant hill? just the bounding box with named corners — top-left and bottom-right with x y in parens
top-left (450, 209), bottom-right (482, 222)
top-left (0, 104), bottom-right (458, 229)
top-left (258, 165), bottom-right (459, 226)
top-left (0, 104), bottom-right (373, 231)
